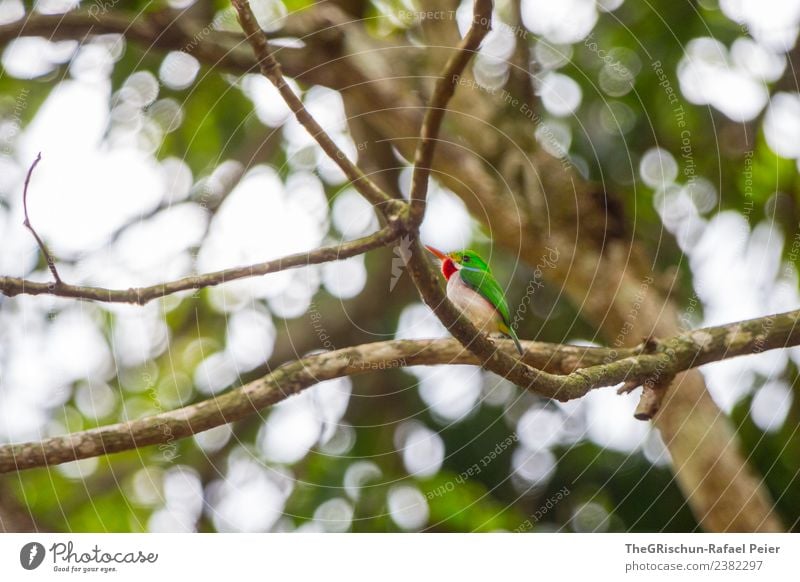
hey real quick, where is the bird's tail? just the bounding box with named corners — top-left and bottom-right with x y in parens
top-left (499, 322), bottom-right (524, 355)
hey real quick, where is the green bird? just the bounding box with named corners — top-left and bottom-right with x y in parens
top-left (426, 246), bottom-right (524, 355)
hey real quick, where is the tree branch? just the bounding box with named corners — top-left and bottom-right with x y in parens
top-left (0, 225), bottom-right (400, 304)
top-left (226, 0), bottom-right (559, 403)
top-left (397, 5), bottom-right (576, 399)
top-left (224, 0), bottom-right (539, 408)
top-left (408, 0), bottom-right (492, 225)
top-left (1, 309), bottom-right (799, 473)
top-left (0, 9), bottom-right (264, 75)
top-left (230, 0), bottom-right (397, 214)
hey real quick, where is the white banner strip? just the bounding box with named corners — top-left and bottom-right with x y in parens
top-left (0, 533), bottom-right (796, 580)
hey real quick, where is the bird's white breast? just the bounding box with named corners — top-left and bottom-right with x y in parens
top-left (446, 273), bottom-right (501, 333)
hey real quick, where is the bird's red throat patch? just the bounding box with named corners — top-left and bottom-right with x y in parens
top-left (441, 258), bottom-right (457, 280)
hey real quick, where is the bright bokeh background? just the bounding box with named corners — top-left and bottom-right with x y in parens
top-left (0, 0), bottom-right (799, 532)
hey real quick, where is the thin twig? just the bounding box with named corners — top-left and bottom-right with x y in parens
top-left (0, 226), bottom-right (401, 304)
top-left (21, 153), bottom-right (62, 285)
top-left (2, 307), bottom-right (800, 473)
top-left (231, 0), bottom-right (398, 215)
top-left (408, 0), bottom-right (493, 226)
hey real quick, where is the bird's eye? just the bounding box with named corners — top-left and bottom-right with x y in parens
top-left (463, 256), bottom-right (470, 263)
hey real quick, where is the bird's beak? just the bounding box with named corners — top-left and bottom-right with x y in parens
top-left (425, 245), bottom-right (448, 260)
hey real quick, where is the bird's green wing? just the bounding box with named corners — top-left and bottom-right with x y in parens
top-left (459, 266), bottom-right (524, 354)
top-left (458, 266), bottom-right (512, 325)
